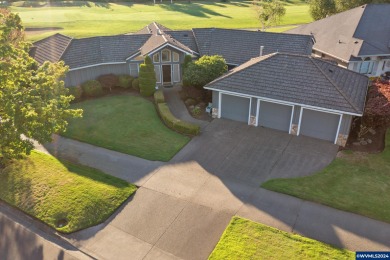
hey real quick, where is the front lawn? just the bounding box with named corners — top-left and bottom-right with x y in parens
top-left (209, 217), bottom-right (353, 260)
top-left (62, 95), bottom-right (190, 161)
top-left (10, 1), bottom-right (312, 41)
top-left (262, 130), bottom-right (390, 223)
top-left (0, 151), bottom-right (137, 233)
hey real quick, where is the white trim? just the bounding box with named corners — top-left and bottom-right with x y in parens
top-left (162, 64), bottom-right (172, 84)
top-left (204, 88), bottom-right (362, 116)
top-left (126, 51), bottom-right (141, 61)
top-left (255, 99), bottom-right (260, 126)
top-left (218, 92), bottom-right (222, 118)
top-left (173, 64), bottom-right (180, 82)
top-left (69, 62), bottom-right (126, 71)
top-left (297, 106), bottom-right (303, 136)
top-left (289, 106), bottom-right (295, 134)
top-left (334, 114), bottom-right (343, 144)
top-left (147, 43), bottom-right (193, 57)
top-left (161, 49), bottom-right (172, 63)
top-left (154, 65), bottom-right (161, 83)
top-left (248, 97), bottom-right (252, 125)
top-left (312, 48), bottom-right (350, 64)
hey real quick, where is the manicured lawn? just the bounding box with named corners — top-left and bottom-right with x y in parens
top-left (62, 95), bottom-right (190, 161)
top-left (209, 217), bottom-right (354, 260)
top-left (10, 1), bottom-right (312, 41)
top-left (0, 150), bottom-right (137, 233)
top-left (262, 130), bottom-right (390, 223)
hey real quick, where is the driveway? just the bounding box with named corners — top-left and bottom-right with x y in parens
top-left (31, 118), bottom-right (387, 260)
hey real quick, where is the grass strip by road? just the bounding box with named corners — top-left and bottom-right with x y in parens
top-left (0, 150), bottom-right (137, 233)
top-left (262, 130), bottom-right (390, 223)
top-left (62, 95), bottom-right (190, 162)
top-left (209, 216), bottom-right (354, 260)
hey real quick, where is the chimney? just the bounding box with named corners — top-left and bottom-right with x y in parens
top-left (259, 46), bottom-right (264, 57)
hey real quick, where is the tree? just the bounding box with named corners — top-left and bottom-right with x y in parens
top-left (138, 56), bottom-right (156, 97)
top-left (309, 0), bottom-right (337, 20)
top-left (183, 55), bottom-right (227, 89)
top-left (252, 0), bottom-right (286, 31)
top-left (0, 10), bottom-right (82, 165)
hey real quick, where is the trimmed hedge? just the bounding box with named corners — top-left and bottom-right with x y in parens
top-left (139, 57), bottom-right (156, 97)
top-left (81, 80), bottom-right (104, 97)
top-left (154, 90), bottom-right (165, 103)
top-left (67, 85), bottom-right (83, 101)
top-left (132, 78), bottom-right (140, 91)
top-left (157, 103), bottom-right (200, 136)
top-left (118, 74), bottom-right (134, 89)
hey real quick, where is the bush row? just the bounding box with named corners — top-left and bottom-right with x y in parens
top-left (154, 90), bottom-right (165, 103)
top-left (157, 103), bottom-right (200, 136)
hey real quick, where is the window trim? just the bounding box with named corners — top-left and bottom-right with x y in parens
top-left (153, 53), bottom-right (160, 63)
top-left (161, 49), bottom-right (171, 63)
top-left (129, 63), bottom-right (139, 77)
top-left (173, 51), bottom-right (179, 62)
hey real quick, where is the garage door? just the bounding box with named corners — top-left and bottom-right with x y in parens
top-left (258, 101), bottom-right (292, 132)
top-left (300, 109), bottom-right (340, 142)
top-left (220, 94), bottom-right (250, 123)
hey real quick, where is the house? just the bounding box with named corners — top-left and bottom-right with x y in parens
top-left (31, 22), bottom-right (313, 87)
top-left (287, 4), bottom-right (390, 77)
top-left (205, 53), bottom-right (369, 145)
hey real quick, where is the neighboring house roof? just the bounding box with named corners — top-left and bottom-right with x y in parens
top-left (32, 22), bottom-right (313, 69)
top-left (32, 33), bottom-right (72, 64)
top-left (192, 28), bottom-right (313, 65)
top-left (287, 4), bottom-right (390, 62)
top-left (205, 53), bottom-right (369, 115)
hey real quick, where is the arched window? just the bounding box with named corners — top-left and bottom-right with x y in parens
top-left (172, 51), bottom-right (179, 62)
top-left (153, 53), bottom-right (160, 63)
top-left (162, 49), bottom-right (171, 62)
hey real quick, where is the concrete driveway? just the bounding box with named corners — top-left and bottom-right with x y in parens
top-left (20, 118), bottom-right (389, 260)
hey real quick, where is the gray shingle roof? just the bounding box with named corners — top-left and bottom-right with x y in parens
top-left (192, 28), bottom-right (313, 65)
top-left (205, 53), bottom-right (368, 114)
top-left (32, 33), bottom-right (72, 64)
top-left (167, 30), bottom-right (199, 53)
top-left (61, 34), bottom-right (151, 68)
top-left (287, 4), bottom-right (390, 61)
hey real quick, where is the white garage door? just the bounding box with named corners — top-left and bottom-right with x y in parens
top-left (258, 101), bottom-right (292, 132)
top-left (300, 109), bottom-right (340, 142)
top-left (220, 94), bottom-right (250, 123)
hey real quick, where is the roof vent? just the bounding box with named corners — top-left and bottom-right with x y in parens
top-left (329, 69), bottom-right (334, 73)
top-left (354, 40), bottom-right (359, 44)
top-left (183, 33), bottom-right (188, 37)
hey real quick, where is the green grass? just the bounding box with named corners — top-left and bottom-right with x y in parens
top-left (209, 217), bottom-right (354, 260)
top-left (0, 150), bottom-right (137, 233)
top-left (262, 130), bottom-right (390, 223)
top-left (62, 95), bottom-right (190, 161)
top-left (10, 1), bottom-right (312, 41)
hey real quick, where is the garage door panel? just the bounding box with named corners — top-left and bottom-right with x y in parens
top-left (300, 109), bottom-right (340, 142)
top-left (258, 101), bottom-right (292, 132)
top-left (221, 94), bottom-right (250, 123)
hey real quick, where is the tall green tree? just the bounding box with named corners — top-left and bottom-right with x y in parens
top-left (252, 0), bottom-right (286, 31)
top-left (0, 9), bottom-right (82, 165)
top-left (309, 0), bottom-right (337, 20)
top-left (138, 56), bottom-right (156, 97)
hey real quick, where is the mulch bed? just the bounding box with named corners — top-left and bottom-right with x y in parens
top-left (179, 86), bottom-right (213, 122)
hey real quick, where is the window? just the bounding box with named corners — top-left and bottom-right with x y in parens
top-left (153, 53), bottom-right (160, 63)
top-left (129, 63), bottom-right (139, 77)
top-left (162, 49), bottom-right (171, 62)
top-left (173, 64), bottom-right (180, 82)
top-left (154, 65), bottom-right (161, 83)
top-left (173, 52), bottom-right (179, 62)
top-left (359, 61), bottom-right (374, 74)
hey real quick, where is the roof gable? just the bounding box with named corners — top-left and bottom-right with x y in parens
top-left (205, 53), bottom-right (368, 114)
top-left (32, 33), bottom-right (72, 64)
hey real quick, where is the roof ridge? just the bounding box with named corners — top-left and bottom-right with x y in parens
top-left (309, 57), bottom-right (360, 113)
top-left (58, 37), bottom-right (73, 61)
top-left (204, 53), bottom-right (277, 88)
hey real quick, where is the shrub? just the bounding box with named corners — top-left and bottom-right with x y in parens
top-left (183, 55), bottom-right (227, 89)
top-left (157, 103), bottom-right (200, 136)
top-left (97, 74), bottom-right (119, 92)
top-left (362, 80), bottom-right (390, 128)
top-left (118, 74), bottom-right (134, 89)
top-left (139, 56), bottom-right (156, 97)
top-left (67, 85), bottom-right (83, 101)
top-left (132, 78), bottom-right (140, 91)
top-left (154, 90), bottom-right (165, 103)
top-left (192, 106), bottom-right (202, 116)
top-left (81, 80), bottom-right (104, 97)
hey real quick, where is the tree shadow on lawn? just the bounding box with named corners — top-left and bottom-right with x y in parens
top-left (160, 3), bottom-right (232, 18)
top-left (20, 1), bottom-right (112, 8)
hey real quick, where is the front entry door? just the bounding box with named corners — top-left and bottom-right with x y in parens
top-left (162, 65), bottom-right (172, 85)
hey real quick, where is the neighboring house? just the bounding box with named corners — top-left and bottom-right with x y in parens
top-left (205, 53), bottom-right (369, 145)
top-left (287, 4), bottom-right (390, 77)
top-left (31, 22), bottom-right (313, 87)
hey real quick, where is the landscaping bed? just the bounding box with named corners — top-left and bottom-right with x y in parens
top-left (62, 94), bottom-right (190, 161)
top-left (262, 129), bottom-right (390, 223)
top-left (209, 217), bottom-right (353, 260)
top-left (0, 150), bottom-right (137, 233)
top-left (180, 86), bottom-right (213, 121)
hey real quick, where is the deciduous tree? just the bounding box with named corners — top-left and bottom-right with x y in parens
top-left (252, 0), bottom-right (286, 31)
top-left (0, 9), bottom-right (82, 165)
